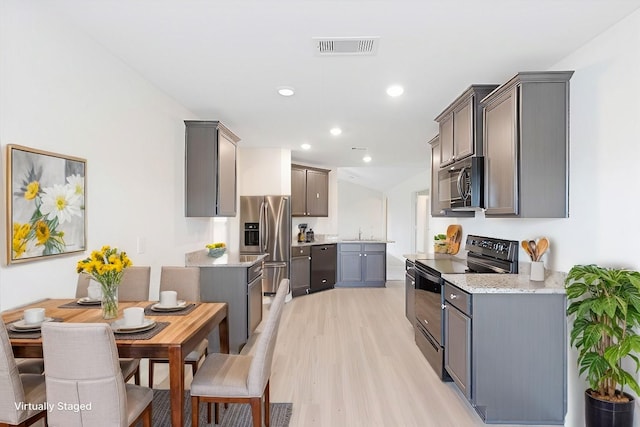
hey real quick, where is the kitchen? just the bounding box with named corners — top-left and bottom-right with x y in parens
top-left (3, 2), bottom-right (640, 426)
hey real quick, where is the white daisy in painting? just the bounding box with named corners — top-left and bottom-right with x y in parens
top-left (40, 184), bottom-right (82, 224)
top-left (66, 174), bottom-right (84, 198)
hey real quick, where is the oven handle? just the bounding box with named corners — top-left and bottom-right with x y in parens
top-left (415, 265), bottom-right (441, 283)
top-left (467, 258), bottom-right (509, 273)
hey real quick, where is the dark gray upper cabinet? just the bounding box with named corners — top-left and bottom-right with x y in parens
top-left (185, 121), bottom-right (239, 217)
top-left (435, 85), bottom-right (498, 167)
top-left (291, 164), bottom-right (329, 217)
top-left (482, 71), bottom-right (573, 217)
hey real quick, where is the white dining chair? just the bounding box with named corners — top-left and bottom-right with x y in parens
top-left (190, 278), bottom-right (288, 427)
top-left (148, 266), bottom-right (207, 387)
top-left (75, 271), bottom-right (146, 386)
top-left (0, 318), bottom-right (47, 427)
top-left (41, 322), bottom-right (153, 427)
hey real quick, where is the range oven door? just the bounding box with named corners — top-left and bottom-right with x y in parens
top-left (414, 263), bottom-right (443, 344)
top-left (414, 261), bottom-right (450, 381)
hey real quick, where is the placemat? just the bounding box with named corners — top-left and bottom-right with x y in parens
top-left (58, 300), bottom-right (102, 309)
top-left (6, 317), bottom-right (64, 339)
top-left (144, 303), bottom-right (197, 316)
top-left (112, 321), bottom-right (170, 340)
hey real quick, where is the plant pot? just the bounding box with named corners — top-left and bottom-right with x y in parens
top-left (585, 389), bottom-right (634, 427)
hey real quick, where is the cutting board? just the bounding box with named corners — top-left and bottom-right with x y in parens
top-left (446, 224), bottom-right (463, 255)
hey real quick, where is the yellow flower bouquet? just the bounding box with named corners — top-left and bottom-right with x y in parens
top-left (77, 246), bottom-right (132, 318)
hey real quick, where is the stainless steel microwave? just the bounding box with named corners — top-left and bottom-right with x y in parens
top-left (437, 156), bottom-right (484, 210)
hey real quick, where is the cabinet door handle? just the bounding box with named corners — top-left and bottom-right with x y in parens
top-left (423, 319), bottom-right (429, 325)
top-left (450, 293), bottom-right (458, 300)
top-left (364, 254), bottom-right (367, 257)
top-left (316, 193), bottom-right (320, 198)
top-left (321, 247), bottom-right (327, 251)
top-left (359, 253), bottom-right (362, 257)
top-left (322, 279), bottom-right (327, 283)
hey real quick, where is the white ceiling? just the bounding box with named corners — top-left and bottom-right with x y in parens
top-left (47, 0), bottom-right (640, 190)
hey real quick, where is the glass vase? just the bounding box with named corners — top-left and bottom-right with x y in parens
top-left (101, 284), bottom-right (119, 319)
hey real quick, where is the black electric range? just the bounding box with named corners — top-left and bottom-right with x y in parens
top-left (412, 235), bottom-right (518, 381)
top-left (416, 234), bottom-right (519, 275)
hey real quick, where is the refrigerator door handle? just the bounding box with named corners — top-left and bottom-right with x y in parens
top-left (272, 198), bottom-right (286, 259)
top-left (262, 201), bottom-right (269, 252)
top-left (258, 201), bottom-right (265, 252)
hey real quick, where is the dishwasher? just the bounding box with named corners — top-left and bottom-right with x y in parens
top-left (310, 244), bottom-right (336, 293)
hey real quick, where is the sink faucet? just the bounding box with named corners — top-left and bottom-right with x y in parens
top-left (358, 227), bottom-right (362, 240)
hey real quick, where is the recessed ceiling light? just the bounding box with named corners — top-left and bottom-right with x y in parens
top-left (301, 143), bottom-right (311, 150)
top-left (386, 85), bottom-right (404, 97)
top-left (277, 86), bottom-right (295, 96)
top-left (363, 155), bottom-right (372, 163)
top-left (330, 127), bottom-right (342, 136)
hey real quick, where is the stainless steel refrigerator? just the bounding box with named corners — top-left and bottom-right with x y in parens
top-left (239, 195), bottom-right (291, 295)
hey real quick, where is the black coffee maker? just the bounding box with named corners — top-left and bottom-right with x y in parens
top-left (297, 224), bottom-right (307, 243)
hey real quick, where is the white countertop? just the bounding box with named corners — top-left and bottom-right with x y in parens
top-left (443, 269), bottom-right (566, 294)
top-left (185, 250), bottom-right (267, 267)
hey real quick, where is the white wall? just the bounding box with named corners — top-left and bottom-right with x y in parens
top-left (431, 10), bottom-right (640, 426)
top-left (385, 170), bottom-right (430, 261)
top-left (336, 180), bottom-right (384, 239)
top-left (0, 2), bottom-right (215, 309)
top-left (238, 147), bottom-right (291, 196)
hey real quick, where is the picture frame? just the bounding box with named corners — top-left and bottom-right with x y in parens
top-left (6, 144), bottom-right (86, 264)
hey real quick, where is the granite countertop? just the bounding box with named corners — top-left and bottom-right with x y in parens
top-left (293, 238), bottom-right (393, 247)
top-left (185, 250), bottom-right (267, 267)
top-left (443, 269), bottom-right (567, 295)
top-left (403, 253), bottom-right (462, 262)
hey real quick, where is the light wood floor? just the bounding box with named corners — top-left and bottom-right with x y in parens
top-left (268, 281), bottom-right (483, 427)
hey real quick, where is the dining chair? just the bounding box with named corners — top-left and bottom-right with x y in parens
top-left (190, 278), bottom-right (288, 427)
top-left (0, 318), bottom-right (47, 427)
top-left (41, 322), bottom-right (153, 427)
top-left (75, 267), bottom-right (152, 386)
top-left (148, 266), bottom-right (207, 387)
top-left (14, 359), bottom-right (44, 375)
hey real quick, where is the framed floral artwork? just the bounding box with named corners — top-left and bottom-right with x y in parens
top-left (6, 145), bottom-right (86, 264)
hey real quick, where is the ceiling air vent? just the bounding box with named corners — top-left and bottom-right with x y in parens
top-left (313, 37), bottom-right (379, 56)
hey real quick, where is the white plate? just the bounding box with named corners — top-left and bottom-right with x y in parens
top-left (110, 318), bottom-right (156, 334)
top-left (77, 297), bottom-right (101, 305)
top-left (10, 317), bottom-right (54, 331)
top-left (150, 300), bottom-right (187, 312)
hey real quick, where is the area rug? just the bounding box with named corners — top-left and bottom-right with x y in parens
top-left (151, 389), bottom-right (292, 426)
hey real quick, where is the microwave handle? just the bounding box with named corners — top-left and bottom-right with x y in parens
top-left (456, 167), bottom-right (466, 200)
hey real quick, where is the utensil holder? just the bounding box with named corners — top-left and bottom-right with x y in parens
top-left (530, 261), bottom-right (545, 281)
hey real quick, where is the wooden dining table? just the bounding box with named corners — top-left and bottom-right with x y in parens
top-left (1, 298), bottom-right (229, 427)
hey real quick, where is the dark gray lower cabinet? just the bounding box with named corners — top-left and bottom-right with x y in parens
top-left (199, 261), bottom-right (263, 354)
top-left (337, 243), bottom-right (386, 287)
top-left (443, 281), bottom-right (566, 424)
top-left (405, 259), bottom-right (415, 323)
top-left (291, 246), bottom-right (311, 297)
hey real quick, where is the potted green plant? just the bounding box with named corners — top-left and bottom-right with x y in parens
top-left (566, 264), bottom-right (640, 427)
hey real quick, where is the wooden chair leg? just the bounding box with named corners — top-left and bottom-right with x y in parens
top-left (250, 397), bottom-right (262, 427)
top-left (191, 396), bottom-right (199, 427)
top-left (143, 403), bottom-right (152, 427)
top-left (264, 381), bottom-right (270, 427)
top-left (191, 360), bottom-right (197, 377)
top-left (215, 402), bottom-right (220, 424)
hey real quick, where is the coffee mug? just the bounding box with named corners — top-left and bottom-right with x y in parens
top-left (123, 307), bottom-right (145, 327)
top-left (160, 291), bottom-right (178, 307)
top-left (24, 308), bottom-right (45, 325)
top-left (87, 281), bottom-right (102, 300)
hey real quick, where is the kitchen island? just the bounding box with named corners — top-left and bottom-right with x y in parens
top-left (185, 250), bottom-right (267, 353)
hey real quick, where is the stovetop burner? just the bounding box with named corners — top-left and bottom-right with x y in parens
top-left (416, 234), bottom-right (519, 275)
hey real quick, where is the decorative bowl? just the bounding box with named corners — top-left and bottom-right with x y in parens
top-left (207, 247), bottom-right (226, 258)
